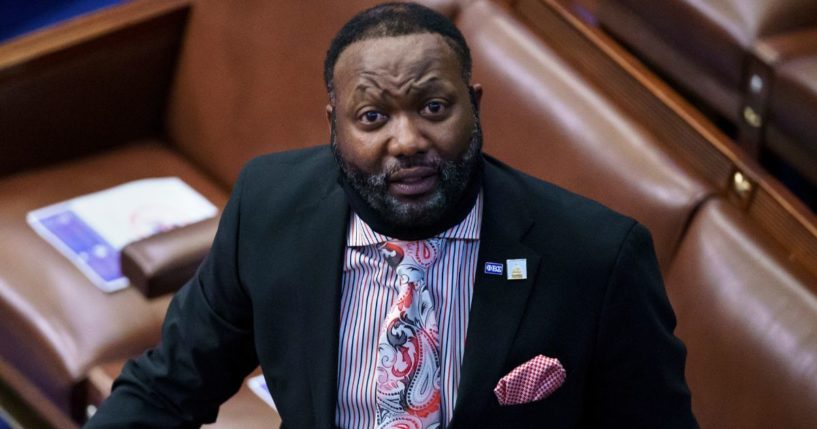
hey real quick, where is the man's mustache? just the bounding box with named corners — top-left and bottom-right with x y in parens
top-left (383, 156), bottom-right (443, 178)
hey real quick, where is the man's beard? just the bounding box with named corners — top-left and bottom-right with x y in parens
top-left (331, 106), bottom-right (483, 229)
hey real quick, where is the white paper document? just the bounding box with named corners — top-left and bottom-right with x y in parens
top-left (247, 374), bottom-right (278, 411)
top-left (27, 177), bottom-right (217, 292)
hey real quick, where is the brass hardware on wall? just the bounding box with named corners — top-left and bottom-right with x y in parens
top-left (731, 170), bottom-right (755, 206)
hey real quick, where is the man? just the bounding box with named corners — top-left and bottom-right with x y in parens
top-left (87, 3), bottom-right (697, 428)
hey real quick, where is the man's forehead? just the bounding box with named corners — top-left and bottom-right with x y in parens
top-left (332, 33), bottom-right (461, 96)
top-left (334, 33), bottom-right (459, 79)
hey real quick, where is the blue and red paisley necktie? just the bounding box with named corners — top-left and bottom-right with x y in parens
top-left (375, 239), bottom-right (442, 429)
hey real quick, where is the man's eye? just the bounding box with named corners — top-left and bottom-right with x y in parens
top-left (359, 111), bottom-right (386, 124)
top-left (422, 101), bottom-right (447, 116)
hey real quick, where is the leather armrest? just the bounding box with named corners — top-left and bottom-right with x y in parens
top-left (121, 217), bottom-right (218, 298)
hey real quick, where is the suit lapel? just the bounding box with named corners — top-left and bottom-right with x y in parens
top-left (290, 181), bottom-right (349, 428)
top-left (450, 164), bottom-right (542, 427)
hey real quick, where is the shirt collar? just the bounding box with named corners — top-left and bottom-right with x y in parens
top-left (347, 191), bottom-right (483, 247)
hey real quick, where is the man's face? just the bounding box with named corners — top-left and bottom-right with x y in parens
top-left (329, 33), bottom-right (482, 228)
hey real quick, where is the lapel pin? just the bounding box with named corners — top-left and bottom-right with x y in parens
top-left (506, 259), bottom-right (527, 280)
top-left (484, 262), bottom-right (504, 276)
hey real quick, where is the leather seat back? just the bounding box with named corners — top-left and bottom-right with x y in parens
top-left (599, 0), bottom-right (817, 86)
top-left (166, 0), bottom-right (461, 188)
top-left (166, 0), bottom-right (376, 186)
top-left (455, 0), bottom-right (713, 270)
top-left (598, 0), bottom-right (817, 124)
top-left (666, 198), bottom-right (817, 429)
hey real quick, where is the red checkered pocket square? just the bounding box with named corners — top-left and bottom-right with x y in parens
top-left (494, 355), bottom-right (566, 406)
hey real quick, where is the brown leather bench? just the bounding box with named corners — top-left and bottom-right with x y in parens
top-left (596, 0), bottom-right (817, 127)
top-left (499, 1), bottom-right (817, 428)
top-left (666, 198), bottom-right (817, 429)
top-left (0, 0), bottom-right (227, 425)
top-left (0, 142), bottom-right (227, 423)
top-left (596, 0), bottom-right (817, 189)
top-left (456, 0), bottom-right (713, 271)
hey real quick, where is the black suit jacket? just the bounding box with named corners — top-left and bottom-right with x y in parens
top-left (86, 146), bottom-right (697, 428)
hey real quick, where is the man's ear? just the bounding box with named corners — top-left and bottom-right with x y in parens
top-left (470, 83), bottom-right (483, 109)
top-left (325, 104), bottom-right (334, 133)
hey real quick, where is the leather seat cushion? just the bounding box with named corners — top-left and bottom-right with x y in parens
top-left (457, 0), bottom-right (713, 271)
top-left (0, 141), bottom-right (228, 412)
top-left (666, 199), bottom-right (817, 429)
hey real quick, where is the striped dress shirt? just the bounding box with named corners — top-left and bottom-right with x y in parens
top-left (335, 193), bottom-right (483, 428)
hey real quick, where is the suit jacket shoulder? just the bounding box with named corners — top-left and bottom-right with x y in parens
top-left (239, 145), bottom-right (339, 215)
top-left (482, 153), bottom-right (637, 271)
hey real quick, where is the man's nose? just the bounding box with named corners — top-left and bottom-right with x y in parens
top-left (388, 115), bottom-right (429, 157)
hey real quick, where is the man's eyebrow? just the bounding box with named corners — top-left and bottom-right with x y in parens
top-left (409, 75), bottom-right (439, 87)
top-left (353, 74), bottom-right (384, 96)
top-left (407, 77), bottom-right (450, 93)
top-left (351, 85), bottom-right (387, 105)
